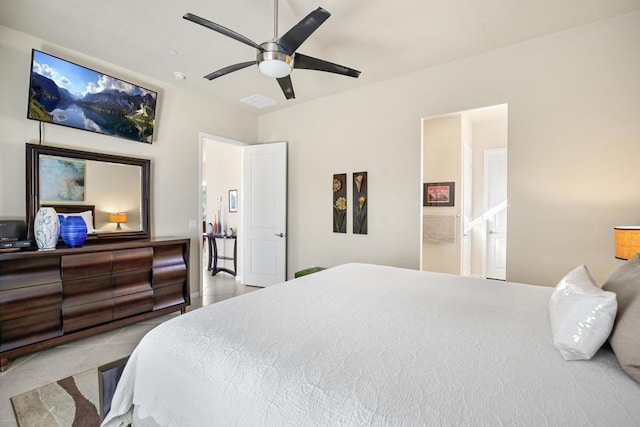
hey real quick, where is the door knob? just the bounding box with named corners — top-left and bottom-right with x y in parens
top-left (275, 233), bottom-right (285, 238)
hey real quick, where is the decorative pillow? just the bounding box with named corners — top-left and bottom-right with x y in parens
top-left (602, 254), bottom-right (640, 383)
top-left (549, 264), bottom-right (617, 361)
top-left (77, 210), bottom-right (94, 233)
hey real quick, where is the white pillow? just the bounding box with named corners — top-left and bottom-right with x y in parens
top-left (549, 264), bottom-right (618, 360)
top-left (77, 210), bottom-right (94, 233)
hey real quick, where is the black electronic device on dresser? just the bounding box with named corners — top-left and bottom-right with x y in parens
top-left (0, 220), bottom-right (30, 248)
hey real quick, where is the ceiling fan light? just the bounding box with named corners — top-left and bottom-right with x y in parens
top-left (259, 59), bottom-right (292, 78)
top-left (257, 47), bottom-right (293, 78)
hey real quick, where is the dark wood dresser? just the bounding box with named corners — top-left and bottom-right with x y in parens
top-left (0, 237), bottom-right (190, 371)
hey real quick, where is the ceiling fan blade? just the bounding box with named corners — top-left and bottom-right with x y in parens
top-left (276, 76), bottom-right (295, 99)
top-left (294, 53), bottom-right (361, 78)
top-left (183, 13), bottom-right (264, 52)
top-left (204, 61), bottom-right (257, 80)
top-left (276, 7), bottom-right (331, 55)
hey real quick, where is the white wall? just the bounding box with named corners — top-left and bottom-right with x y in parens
top-left (0, 25), bottom-right (258, 295)
top-left (204, 142), bottom-right (242, 233)
top-left (88, 161), bottom-right (142, 231)
top-left (260, 12), bottom-right (640, 286)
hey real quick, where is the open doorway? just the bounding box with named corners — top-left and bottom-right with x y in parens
top-left (199, 134), bottom-right (288, 294)
top-left (199, 133), bottom-right (247, 297)
top-left (421, 104), bottom-right (508, 279)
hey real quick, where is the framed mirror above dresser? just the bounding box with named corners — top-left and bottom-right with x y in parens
top-left (25, 143), bottom-right (150, 242)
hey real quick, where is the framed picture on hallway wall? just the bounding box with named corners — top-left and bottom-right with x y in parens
top-left (424, 182), bottom-right (455, 207)
top-left (229, 190), bottom-right (238, 212)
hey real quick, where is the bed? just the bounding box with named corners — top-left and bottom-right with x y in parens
top-left (102, 263), bottom-right (640, 426)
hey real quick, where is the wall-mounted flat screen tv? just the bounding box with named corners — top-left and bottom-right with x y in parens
top-left (27, 49), bottom-right (157, 144)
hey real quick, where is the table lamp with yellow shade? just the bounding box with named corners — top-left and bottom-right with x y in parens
top-left (109, 212), bottom-right (128, 231)
top-left (614, 226), bottom-right (640, 260)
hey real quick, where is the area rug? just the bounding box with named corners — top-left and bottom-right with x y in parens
top-left (11, 368), bottom-right (101, 427)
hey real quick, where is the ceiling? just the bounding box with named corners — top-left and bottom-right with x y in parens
top-left (2, 0), bottom-right (639, 115)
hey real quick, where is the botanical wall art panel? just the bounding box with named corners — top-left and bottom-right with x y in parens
top-left (333, 173), bottom-right (347, 233)
top-left (353, 171), bottom-right (368, 234)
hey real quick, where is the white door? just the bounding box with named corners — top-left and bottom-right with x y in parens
top-left (484, 148), bottom-right (507, 280)
top-left (242, 142), bottom-right (287, 286)
top-left (462, 144), bottom-right (472, 276)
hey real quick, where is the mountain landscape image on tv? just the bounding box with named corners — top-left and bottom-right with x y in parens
top-left (27, 49), bottom-right (157, 143)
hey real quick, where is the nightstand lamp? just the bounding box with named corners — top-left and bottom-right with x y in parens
top-left (109, 212), bottom-right (128, 231)
top-left (614, 226), bottom-right (640, 260)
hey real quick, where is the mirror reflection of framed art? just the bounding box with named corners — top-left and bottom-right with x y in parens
top-left (424, 182), bottom-right (455, 207)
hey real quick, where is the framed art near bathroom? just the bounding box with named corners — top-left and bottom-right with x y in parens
top-left (424, 182), bottom-right (455, 207)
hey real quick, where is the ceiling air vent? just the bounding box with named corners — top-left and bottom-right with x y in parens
top-left (240, 94), bottom-right (277, 109)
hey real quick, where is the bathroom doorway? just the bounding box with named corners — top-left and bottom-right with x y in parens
top-left (421, 104), bottom-right (508, 278)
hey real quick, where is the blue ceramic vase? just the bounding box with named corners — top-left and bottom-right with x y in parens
top-left (59, 215), bottom-right (87, 248)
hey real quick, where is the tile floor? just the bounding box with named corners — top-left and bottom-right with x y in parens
top-left (0, 269), bottom-right (260, 426)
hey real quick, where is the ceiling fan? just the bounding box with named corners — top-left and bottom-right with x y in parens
top-left (183, 0), bottom-right (361, 100)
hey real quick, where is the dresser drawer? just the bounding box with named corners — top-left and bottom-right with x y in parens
top-left (113, 248), bottom-right (153, 273)
top-left (63, 275), bottom-right (112, 307)
top-left (153, 283), bottom-right (186, 311)
top-left (0, 257), bottom-right (61, 291)
top-left (112, 270), bottom-right (152, 297)
top-left (114, 290), bottom-right (154, 320)
top-left (0, 310), bottom-right (62, 352)
top-left (63, 299), bottom-right (114, 333)
top-left (0, 282), bottom-right (63, 321)
top-left (62, 252), bottom-right (112, 280)
top-left (152, 245), bottom-right (187, 287)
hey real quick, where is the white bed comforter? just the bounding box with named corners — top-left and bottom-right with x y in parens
top-left (103, 263), bottom-right (640, 426)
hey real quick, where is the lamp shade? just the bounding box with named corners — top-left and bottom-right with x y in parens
top-left (109, 213), bottom-right (128, 223)
top-left (614, 226), bottom-right (640, 260)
